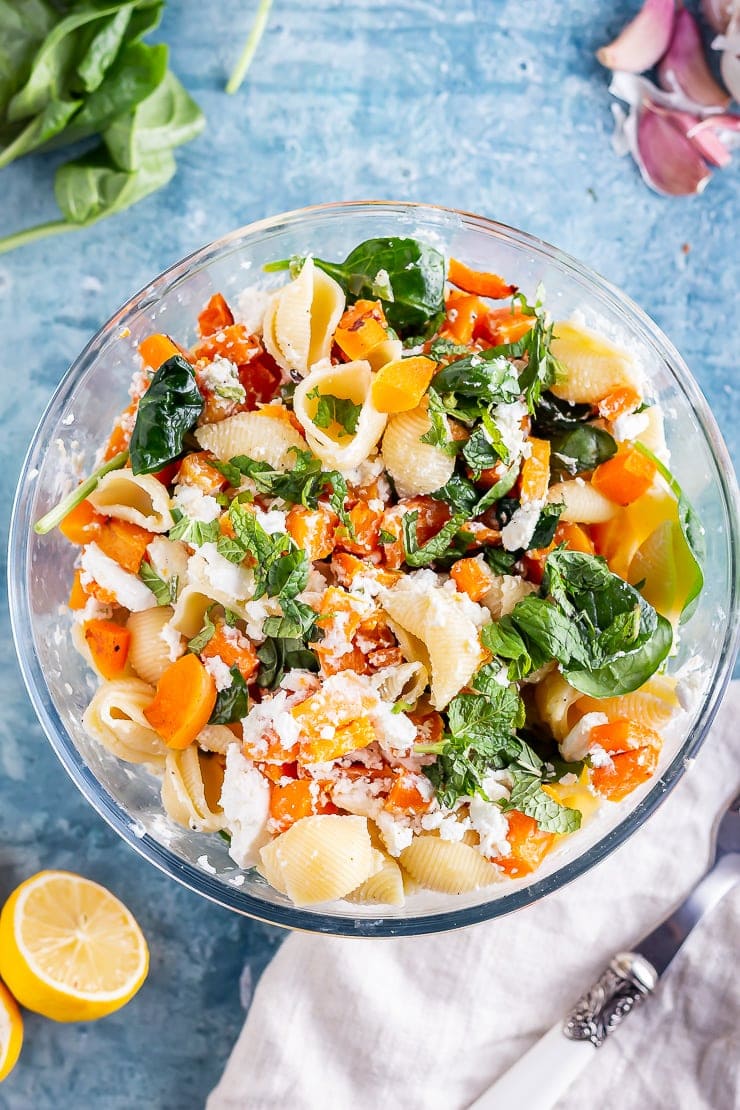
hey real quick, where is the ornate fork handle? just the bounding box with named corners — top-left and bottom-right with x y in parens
top-left (563, 952), bottom-right (659, 1048)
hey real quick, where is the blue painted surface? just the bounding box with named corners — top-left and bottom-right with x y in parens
top-left (0, 1), bottom-right (737, 1106)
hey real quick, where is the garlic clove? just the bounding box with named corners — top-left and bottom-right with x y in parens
top-left (598, 0), bottom-right (676, 73)
top-left (636, 102), bottom-right (713, 194)
top-left (658, 8), bottom-right (731, 108)
top-left (688, 112), bottom-right (740, 163)
top-left (719, 43), bottom-right (740, 101)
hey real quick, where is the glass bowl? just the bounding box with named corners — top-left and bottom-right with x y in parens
top-left (9, 201), bottom-right (740, 936)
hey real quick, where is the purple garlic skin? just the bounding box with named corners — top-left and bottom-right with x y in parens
top-left (659, 8), bottom-right (731, 107)
top-left (598, 0), bottom-right (676, 73)
top-left (637, 102), bottom-right (713, 193)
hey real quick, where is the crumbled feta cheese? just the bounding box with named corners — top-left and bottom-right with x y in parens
top-left (199, 356), bottom-right (246, 403)
top-left (159, 621), bottom-right (185, 662)
top-left (330, 775), bottom-right (385, 819)
top-left (80, 544), bottom-right (155, 611)
top-left (589, 744), bottom-right (613, 768)
top-left (560, 712), bottom-right (609, 762)
top-left (253, 506), bottom-right (288, 535)
top-left (172, 483), bottom-right (221, 523)
top-left (241, 690), bottom-right (301, 754)
top-left (501, 500), bottom-right (545, 552)
top-left (558, 772), bottom-right (578, 786)
top-left (219, 749), bottom-right (271, 867)
top-left (469, 797), bottom-right (511, 858)
top-left (375, 810), bottom-right (414, 857)
top-left (188, 542), bottom-right (255, 603)
top-left (203, 654), bottom-right (234, 692)
top-left (420, 808), bottom-right (471, 842)
top-left (197, 854), bottom-right (217, 874)
top-left (235, 285), bottom-right (270, 335)
top-left (241, 596), bottom-right (282, 643)
top-left (611, 410), bottom-right (649, 443)
top-left (371, 699), bottom-right (416, 756)
top-left (72, 596), bottom-right (113, 625)
top-left (490, 400), bottom-right (530, 461)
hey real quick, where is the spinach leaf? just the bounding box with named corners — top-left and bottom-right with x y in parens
top-left (431, 351), bottom-right (520, 413)
top-left (549, 425), bottom-right (617, 479)
top-left (0, 0), bottom-right (57, 117)
top-left (510, 550), bottom-right (673, 696)
top-left (634, 442), bottom-right (705, 622)
top-left (402, 510), bottom-right (467, 567)
top-left (482, 548), bottom-right (517, 575)
top-left (481, 619), bottom-right (534, 680)
top-left (265, 548), bottom-right (309, 601)
top-left (527, 502), bottom-right (563, 550)
top-left (531, 391), bottom-right (592, 436)
top-left (0, 96), bottom-right (81, 170)
top-left (34, 447), bottom-right (129, 535)
top-left (103, 69), bottom-right (203, 171)
top-left (129, 353), bottom-right (203, 474)
top-left (257, 633), bottom-right (320, 690)
top-left (224, 450), bottom-right (352, 530)
top-left (209, 666), bottom-right (249, 725)
top-left (307, 389), bottom-right (361, 437)
top-left (279, 237), bottom-right (446, 337)
top-left (76, 5), bottom-right (135, 94)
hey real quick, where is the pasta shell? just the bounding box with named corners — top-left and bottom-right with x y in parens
top-left (547, 480), bottom-right (619, 524)
top-left (263, 258), bottom-right (345, 376)
top-left (382, 584), bottom-right (482, 710)
top-left (83, 678), bottom-right (166, 767)
top-left (370, 659), bottom-right (429, 705)
top-left (535, 671), bottom-right (583, 741)
top-left (594, 488), bottom-right (677, 579)
top-left (257, 814), bottom-right (376, 906)
top-left (161, 746), bottom-right (226, 833)
top-left (127, 606), bottom-right (181, 684)
top-left (196, 411), bottom-right (305, 470)
top-left (168, 586), bottom-right (214, 640)
top-left (575, 675), bottom-right (680, 731)
top-left (197, 724), bottom-right (239, 755)
top-left (293, 359), bottom-right (387, 472)
top-left (365, 338), bottom-right (403, 372)
top-left (381, 400), bottom-right (455, 497)
top-left (550, 321), bottom-right (642, 403)
top-left (88, 471), bottom-right (174, 532)
top-left (481, 574), bottom-right (537, 619)
top-left (346, 850), bottom-right (405, 906)
top-left (399, 835), bottom-right (500, 894)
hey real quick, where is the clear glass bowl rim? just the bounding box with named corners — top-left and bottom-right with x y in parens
top-left (8, 200), bottom-right (740, 937)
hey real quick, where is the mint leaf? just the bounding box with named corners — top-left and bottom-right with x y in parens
top-left (462, 425), bottom-right (500, 476)
top-left (307, 388), bottom-right (362, 437)
top-left (402, 509), bottom-right (467, 567)
top-left (266, 548), bottom-right (310, 601)
top-left (420, 387), bottom-right (458, 456)
top-left (139, 561), bottom-right (172, 606)
top-left (502, 771), bottom-right (581, 834)
top-left (169, 513), bottom-right (220, 546)
top-left (209, 666), bottom-right (248, 725)
top-left (188, 606), bottom-right (216, 653)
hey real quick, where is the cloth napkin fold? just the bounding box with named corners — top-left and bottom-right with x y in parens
top-left (208, 684), bottom-right (740, 1110)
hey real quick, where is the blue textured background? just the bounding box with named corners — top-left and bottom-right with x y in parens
top-left (0, 1), bottom-right (737, 1106)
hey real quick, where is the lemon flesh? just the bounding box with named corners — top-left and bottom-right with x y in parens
top-left (0, 981), bottom-right (23, 1082)
top-left (0, 871), bottom-right (148, 1023)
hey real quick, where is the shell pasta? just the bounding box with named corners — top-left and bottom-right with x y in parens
top-left (45, 237), bottom-right (701, 908)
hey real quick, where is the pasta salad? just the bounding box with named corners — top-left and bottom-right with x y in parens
top-left (38, 236), bottom-right (704, 908)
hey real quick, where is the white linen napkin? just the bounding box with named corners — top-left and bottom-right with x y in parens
top-left (208, 683), bottom-right (740, 1110)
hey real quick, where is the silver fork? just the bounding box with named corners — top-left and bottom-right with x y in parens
top-left (469, 791), bottom-right (740, 1110)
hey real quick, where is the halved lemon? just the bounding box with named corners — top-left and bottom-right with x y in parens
top-left (0, 981), bottom-right (23, 1082)
top-left (0, 871), bottom-right (148, 1023)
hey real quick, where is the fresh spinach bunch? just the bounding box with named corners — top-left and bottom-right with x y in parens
top-left (266, 237), bottom-right (446, 338)
top-left (0, 1), bottom-right (203, 254)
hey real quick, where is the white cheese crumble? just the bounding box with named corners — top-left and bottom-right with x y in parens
top-left (490, 400), bottom-right (530, 461)
top-left (420, 808), bottom-right (471, 843)
top-left (375, 810), bottom-right (414, 857)
top-left (203, 654), bottom-right (234, 692)
top-left (188, 542), bottom-right (255, 603)
top-left (172, 483), bottom-right (221, 523)
top-left (199, 356), bottom-right (246, 403)
top-left (146, 536), bottom-right (190, 587)
top-left (611, 410), bottom-right (649, 443)
top-left (71, 596), bottom-right (113, 625)
top-left (241, 690), bottom-right (301, 756)
top-left (560, 712), bottom-right (609, 762)
top-left (589, 744), bottom-right (614, 768)
top-left (501, 500), bottom-right (545, 552)
top-left (371, 699), bottom-right (416, 757)
top-left (159, 621), bottom-right (185, 663)
top-left (468, 775), bottom-right (512, 858)
top-left (80, 544), bottom-right (156, 611)
top-left (219, 748), bottom-right (272, 868)
top-left (253, 506), bottom-right (288, 535)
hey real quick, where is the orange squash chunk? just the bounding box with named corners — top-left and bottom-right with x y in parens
top-left (95, 519), bottom-right (155, 574)
top-left (84, 620), bottom-right (130, 680)
top-left (592, 446), bottom-right (657, 505)
top-left (371, 356), bottom-right (436, 413)
top-left (495, 811), bottom-right (556, 877)
top-left (144, 654), bottom-right (217, 750)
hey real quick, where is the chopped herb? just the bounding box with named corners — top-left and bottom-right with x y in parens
top-left (462, 425), bottom-right (501, 476)
top-left (431, 473), bottom-right (479, 516)
top-left (209, 666), bottom-right (249, 725)
top-left (188, 606), bottom-right (216, 654)
top-left (482, 548), bottom-right (517, 575)
top-left (211, 458), bottom-right (243, 487)
top-left (527, 502), bottom-right (564, 550)
top-left (391, 700), bottom-right (415, 714)
top-left (428, 337), bottom-right (470, 363)
top-left (402, 510), bottom-right (467, 567)
top-left (419, 386), bottom-right (458, 455)
top-left (502, 770), bottom-right (581, 834)
top-left (307, 388), bottom-right (362, 437)
top-left (222, 449), bottom-right (352, 532)
top-left (549, 425), bottom-right (617, 479)
top-left (379, 528), bottom-right (397, 544)
top-left (139, 562), bottom-right (176, 606)
top-left (223, 608), bottom-right (241, 628)
top-left (169, 512), bottom-right (220, 546)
